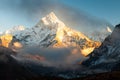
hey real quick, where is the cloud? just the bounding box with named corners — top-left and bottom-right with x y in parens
top-left (16, 47), bottom-right (87, 68)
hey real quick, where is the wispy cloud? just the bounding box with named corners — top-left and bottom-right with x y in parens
top-left (0, 0), bottom-right (113, 33)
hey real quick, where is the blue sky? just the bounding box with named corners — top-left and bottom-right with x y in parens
top-left (61, 0), bottom-right (120, 25)
top-left (0, 0), bottom-right (120, 31)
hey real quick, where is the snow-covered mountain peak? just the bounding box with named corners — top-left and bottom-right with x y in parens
top-left (36, 12), bottom-right (65, 29)
top-left (0, 12), bottom-right (101, 56)
top-left (42, 12), bottom-right (59, 23)
top-left (107, 26), bottom-right (112, 33)
top-left (4, 26), bottom-right (25, 35)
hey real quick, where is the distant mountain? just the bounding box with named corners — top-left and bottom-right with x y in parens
top-left (82, 24), bottom-right (120, 71)
top-left (87, 26), bottom-right (113, 41)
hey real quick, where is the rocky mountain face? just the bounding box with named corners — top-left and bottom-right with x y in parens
top-left (82, 24), bottom-right (120, 71)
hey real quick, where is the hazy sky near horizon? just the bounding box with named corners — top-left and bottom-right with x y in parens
top-left (0, 0), bottom-right (120, 32)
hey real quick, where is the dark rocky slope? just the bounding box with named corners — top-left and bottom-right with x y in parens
top-left (82, 24), bottom-right (120, 71)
